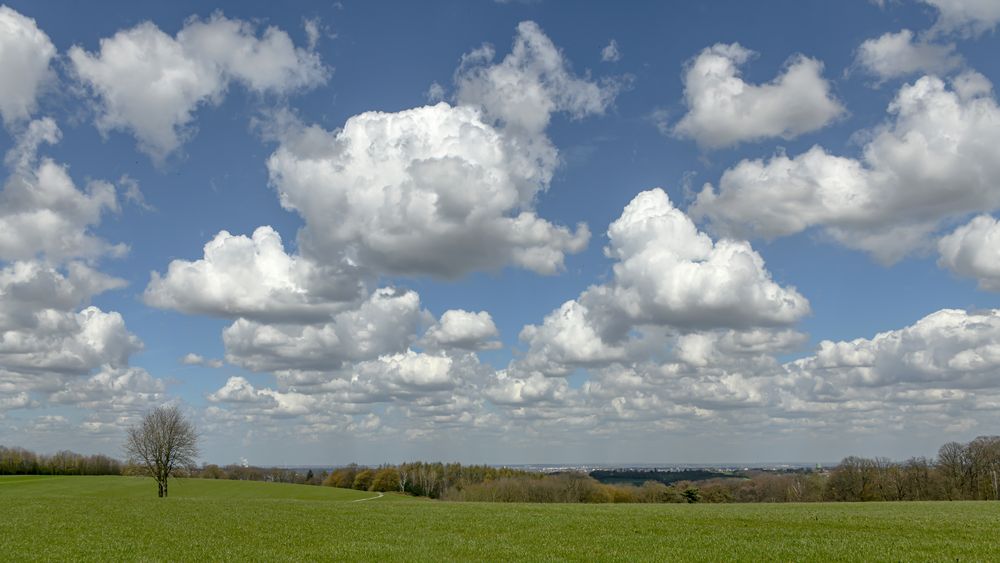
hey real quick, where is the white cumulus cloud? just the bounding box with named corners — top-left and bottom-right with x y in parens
top-left (357, 350), bottom-right (456, 392)
top-left (518, 299), bottom-right (627, 376)
top-left (424, 309), bottom-right (501, 350)
top-left (693, 72), bottom-right (1000, 263)
top-left (856, 29), bottom-right (963, 81)
top-left (1, 119), bottom-right (122, 262)
top-left (488, 371), bottom-right (570, 405)
top-left (516, 188), bottom-right (809, 376)
top-left (222, 288), bottom-right (427, 372)
top-left (923, 0), bottom-right (1000, 37)
top-left (0, 262), bottom-right (141, 377)
top-left (786, 308), bottom-right (1000, 391)
top-left (144, 226), bottom-right (362, 322)
top-left (0, 6), bottom-right (55, 126)
top-left (591, 188), bottom-right (809, 332)
top-left (455, 20), bottom-right (619, 134)
top-left (938, 215), bottom-right (1000, 290)
top-left (180, 353), bottom-right (223, 368)
top-left (69, 13), bottom-right (328, 162)
top-left (267, 103), bottom-right (589, 278)
top-left (49, 366), bottom-right (164, 409)
top-left (672, 43), bottom-right (844, 148)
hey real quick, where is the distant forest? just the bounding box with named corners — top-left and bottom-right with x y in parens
top-left (589, 469), bottom-right (735, 487)
top-left (3, 435), bottom-right (998, 503)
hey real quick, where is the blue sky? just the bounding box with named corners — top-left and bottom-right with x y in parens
top-left (3, 0), bottom-right (1000, 465)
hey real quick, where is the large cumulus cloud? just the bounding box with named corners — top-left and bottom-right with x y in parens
top-left (155, 21), bottom-right (622, 436)
top-left (516, 188), bottom-right (808, 376)
top-left (780, 309), bottom-right (1000, 414)
top-left (144, 226), bottom-right (363, 322)
top-left (692, 72), bottom-right (1000, 263)
top-left (0, 110), bottom-right (165, 433)
top-left (69, 13), bottom-right (328, 162)
top-left (267, 103), bottom-right (589, 278)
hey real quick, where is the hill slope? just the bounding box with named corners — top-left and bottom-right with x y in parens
top-left (0, 475), bottom-right (395, 501)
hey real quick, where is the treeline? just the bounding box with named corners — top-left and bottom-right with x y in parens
top-left (0, 446), bottom-right (123, 476)
top-left (322, 462), bottom-right (540, 497)
top-left (316, 462), bottom-right (820, 504)
top-left (191, 463), bottom-right (327, 485)
top-left (436, 471), bottom-right (827, 503)
top-left (0, 445), bottom-right (330, 485)
top-left (5, 435), bottom-right (999, 503)
top-left (590, 468), bottom-right (733, 486)
top-left (322, 436), bottom-right (1000, 504)
top-left (824, 435), bottom-right (1000, 501)
top-left (442, 472), bottom-right (691, 503)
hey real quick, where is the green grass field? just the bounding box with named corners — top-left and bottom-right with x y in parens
top-left (2, 476), bottom-right (999, 561)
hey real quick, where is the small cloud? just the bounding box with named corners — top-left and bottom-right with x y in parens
top-left (601, 39), bottom-right (621, 63)
top-left (672, 43), bottom-right (844, 149)
top-left (180, 353), bottom-right (202, 365)
top-left (119, 174), bottom-right (154, 211)
top-left (855, 29), bottom-right (963, 84)
top-left (303, 18), bottom-right (321, 50)
top-left (426, 81), bottom-right (446, 103)
top-left (303, 16), bottom-right (336, 50)
top-left (181, 353), bottom-right (224, 368)
top-left (648, 107), bottom-right (672, 135)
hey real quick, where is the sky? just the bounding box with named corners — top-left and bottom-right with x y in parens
top-left (3, 0), bottom-right (1000, 466)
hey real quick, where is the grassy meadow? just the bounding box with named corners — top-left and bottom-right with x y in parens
top-left (2, 475), bottom-right (999, 561)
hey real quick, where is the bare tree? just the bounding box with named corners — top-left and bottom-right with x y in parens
top-left (938, 441), bottom-right (970, 499)
top-left (397, 465), bottom-right (410, 494)
top-left (124, 405), bottom-right (199, 497)
top-left (968, 436), bottom-right (1000, 501)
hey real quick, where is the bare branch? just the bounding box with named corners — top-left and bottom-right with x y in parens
top-left (123, 405), bottom-right (199, 498)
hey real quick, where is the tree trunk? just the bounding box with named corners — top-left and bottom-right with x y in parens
top-left (157, 479), bottom-right (164, 498)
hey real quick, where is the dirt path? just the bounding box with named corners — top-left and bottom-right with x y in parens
top-left (352, 491), bottom-right (385, 502)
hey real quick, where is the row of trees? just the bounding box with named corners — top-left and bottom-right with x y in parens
top-left (0, 447), bottom-right (328, 486)
top-left (0, 446), bottom-right (123, 476)
top-left (692, 472), bottom-right (827, 503)
top-left (322, 462), bottom-right (541, 497)
top-left (194, 463), bottom-right (328, 485)
top-left (0, 443), bottom-right (801, 504)
top-left (315, 436), bottom-right (1000, 504)
top-left (316, 462), bottom-right (818, 504)
top-left (430, 472), bottom-right (822, 504)
top-left (6, 432), bottom-right (999, 502)
top-left (441, 473), bottom-right (697, 503)
top-left (642, 436), bottom-right (1000, 504)
top-left (824, 436), bottom-right (1000, 501)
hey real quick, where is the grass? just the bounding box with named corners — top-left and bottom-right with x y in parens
top-left (0, 475), bottom-right (398, 501)
top-left (2, 476), bottom-right (999, 561)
